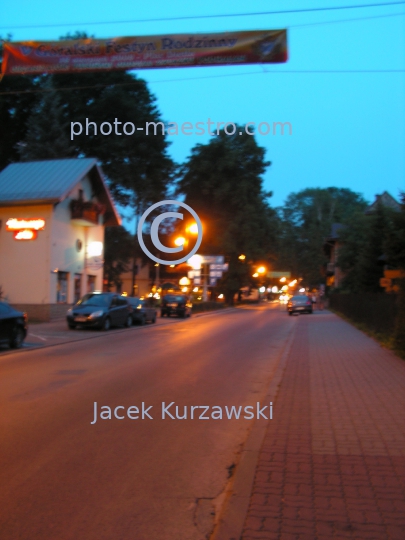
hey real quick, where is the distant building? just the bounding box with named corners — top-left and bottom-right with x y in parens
top-left (0, 158), bottom-right (120, 320)
top-left (323, 191), bottom-right (402, 292)
top-left (365, 191), bottom-right (401, 215)
top-left (109, 258), bottom-right (153, 298)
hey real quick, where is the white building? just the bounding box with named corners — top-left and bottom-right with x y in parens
top-left (0, 158), bottom-right (120, 321)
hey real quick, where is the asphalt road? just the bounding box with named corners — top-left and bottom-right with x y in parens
top-left (0, 303), bottom-right (294, 540)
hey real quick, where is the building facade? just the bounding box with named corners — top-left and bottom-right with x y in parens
top-left (0, 158), bottom-right (120, 320)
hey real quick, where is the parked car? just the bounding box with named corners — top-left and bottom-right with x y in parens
top-left (127, 297), bottom-right (157, 325)
top-left (161, 294), bottom-right (192, 318)
top-left (287, 295), bottom-right (313, 315)
top-left (0, 301), bottom-right (28, 349)
top-left (67, 292), bottom-right (133, 330)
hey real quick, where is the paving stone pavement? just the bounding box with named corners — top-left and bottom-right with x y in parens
top-left (241, 311), bottom-right (405, 540)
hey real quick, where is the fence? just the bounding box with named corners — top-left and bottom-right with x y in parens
top-left (329, 293), bottom-right (398, 337)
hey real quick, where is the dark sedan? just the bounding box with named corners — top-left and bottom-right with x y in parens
top-left (0, 301), bottom-right (28, 349)
top-left (161, 294), bottom-right (192, 318)
top-left (67, 292), bottom-right (133, 330)
top-left (127, 297), bottom-right (157, 325)
top-left (287, 295), bottom-right (313, 315)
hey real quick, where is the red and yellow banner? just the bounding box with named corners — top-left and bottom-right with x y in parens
top-left (1, 30), bottom-right (287, 75)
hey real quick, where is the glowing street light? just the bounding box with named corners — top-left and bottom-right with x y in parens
top-left (288, 279), bottom-right (297, 287)
top-left (252, 272), bottom-right (259, 278)
top-left (238, 254), bottom-right (246, 260)
top-left (280, 277), bottom-right (286, 283)
top-left (174, 236), bottom-right (186, 247)
top-left (188, 254), bottom-right (202, 269)
top-left (188, 223), bottom-right (199, 234)
top-left (257, 266), bottom-right (266, 274)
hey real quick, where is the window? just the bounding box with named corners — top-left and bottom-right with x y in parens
top-left (87, 275), bottom-right (96, 293)
top-left (77, 294), bottom-right (109, 307)
top-left (57, 272), bottom-right (69, 303)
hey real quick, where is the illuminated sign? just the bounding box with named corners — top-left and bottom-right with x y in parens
top-left (14, 230), bottom-right (37, 240)
top-left (6, 218), bottom-right (45, 231)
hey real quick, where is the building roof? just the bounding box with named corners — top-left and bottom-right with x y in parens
top-left (0, 158), bottom-right (120, 226)
top-left (365, 191), bottom-right (401, 214)
top-left (329, 223), bottom-right (345, 240)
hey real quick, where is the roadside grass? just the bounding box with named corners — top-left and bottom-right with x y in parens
top-left (330, 308), bottom-right (405, 360)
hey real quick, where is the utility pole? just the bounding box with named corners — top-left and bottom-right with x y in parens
top-left (203, 263), bottom-right (208, 301)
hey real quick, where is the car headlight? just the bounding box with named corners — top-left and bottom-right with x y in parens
top-left (137, 304), bottom-right (142, 309)
top-left (89, 310), bottom-right (103, 319)
top-left (67, 308), bottom-right (72, 315)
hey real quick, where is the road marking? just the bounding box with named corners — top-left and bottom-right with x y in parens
top-left (28, 333), bottom-right (47, 341)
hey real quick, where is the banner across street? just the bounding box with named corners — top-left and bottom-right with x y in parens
top-left (1, 30), bottom-right (288, 76)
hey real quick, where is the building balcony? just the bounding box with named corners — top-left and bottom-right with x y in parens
top-left (70, 200), bottom-right (105, 227)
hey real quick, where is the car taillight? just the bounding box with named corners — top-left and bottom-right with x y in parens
top-left (23, 312), bottom-right (28, 322)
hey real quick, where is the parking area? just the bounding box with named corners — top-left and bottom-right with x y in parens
top-left (0, 313), bottom-right (181, 355)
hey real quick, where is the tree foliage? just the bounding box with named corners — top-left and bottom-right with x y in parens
top-left (277, 188), bottom-right (367, 286)
top-left (19, 78), bottom-right (75, 160)
top-left (338, 203), bottom-right (397, 293)
top-left (104, 226), bottom-right (133, 291)
top-left (384, 194), bottom-right (405, 352)
top-left (177, 128), bottom-right (278, 302)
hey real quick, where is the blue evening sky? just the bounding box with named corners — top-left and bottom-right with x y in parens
top-left (2, 1), bottom-right (405, 208)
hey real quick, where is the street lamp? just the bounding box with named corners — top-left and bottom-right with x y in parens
top-left (174, 236), bottom-right (186, 247)
top-left (187, 223), bottom-right (199, 234)
top-left (252, 272), bottom-right (259, 278)
top-left (257, 266), bottom-right (266, 274)
top-left (238, 254), bottom-right (246, 260)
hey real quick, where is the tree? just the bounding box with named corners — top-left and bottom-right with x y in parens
top-left (19, 78), bottom-right (75, 160)
top-left (177, 128), bottom-right (278, 303)
top-left (355, 203), bottom-right (394, 292)
top-left (50, 69), bottom-right (175, 210)
top-left (0, 36), bottom-right (39, 169)
top-left (336, 211), bottom-right (369, 292)
top-left (104, 226), bottom-right (134, 291)
top-left (384, 193), bottom-right (405, 352)
top-left (277, 188), bottom-right (367, 286)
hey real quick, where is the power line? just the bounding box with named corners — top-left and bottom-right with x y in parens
top-left (290, 9), bottom-right (404, 27)
top-left (1, 1), bottom-right (404, 30)
top-left (1, 68), bottom-right (404, 96)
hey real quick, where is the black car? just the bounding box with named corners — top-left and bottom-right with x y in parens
top-left (67, 292), bottom-right (133, 330)
top-left (127, 297), bottom-right (157, 325)
top-left (287, 295), bottom-right (313, 315)
top-left (0, 301), bottom-right (28, 349)
top-left (161, 294), bottom-right (192, 318)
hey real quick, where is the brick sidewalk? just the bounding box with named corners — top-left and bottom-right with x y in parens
top-left (241, 312), bottom-right (405, 540)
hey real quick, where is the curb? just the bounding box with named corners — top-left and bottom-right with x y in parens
top-left (210, 319), bottom-right (297, 540)
top-left (0, 306), bottom-right (237, 360)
